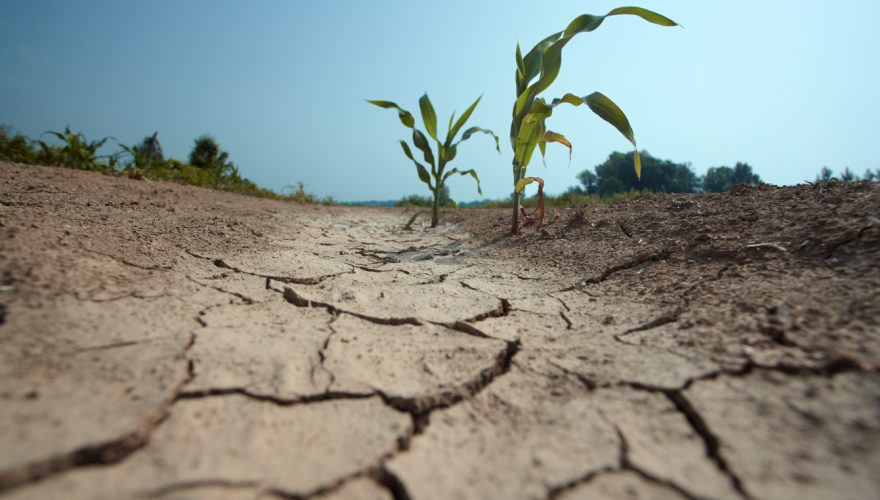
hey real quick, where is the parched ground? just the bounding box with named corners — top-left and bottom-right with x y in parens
top-left (0, 160), bottom-right (878, 500)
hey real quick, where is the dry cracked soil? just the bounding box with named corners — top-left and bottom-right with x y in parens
top-left (1, 160), bottom-right (879, 500)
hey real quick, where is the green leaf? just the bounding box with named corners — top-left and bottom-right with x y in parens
top-left (42, 131), bottom-right (67, 143)
top-left (538, 122), bottom-right (547, 167)
top-left (522, 32), bottom-right (563, 84)
top-left (516, 43), bottom-right (525, 79)
top-left (538, 130), bottom-right (572, 166)
top-left (398, 140), bottom-right (433, 187)
top-left (447, 95), bottom-right (482, 147)
top-left (412, 129), bottom-right (435, 167)
top-left (534, 8), bottom-right (679, 97)
top-left (607, 7), bottom-right (679, 27)
top-left (458, 126), bottom-right (500, 154)
top-left (444, 199), bottom-right (459, 215)
top-left (584, 92), bottom-right (637, 150)
top-left (509, 120), bottom-right (517, 152)
top-left (634, 150), bottom-right (642, 180)
top-left (446, 143), bottom-right (457, 162)
top-left (405, 210), bottom-right (428, 229)
top-left (366, 100), bottom-right (415, 129)
top-left (513, 98), bottom-right (552, 168)
top-left (448, 112), bottom-right (455, 134)
top-left (419, 93), bottom-right (438, 142)
top-left (514, 177), bottom-right (537, 194)
top-left (514, 83), bottom-right (539, 120)
top-left (442, 168), bottom-right (482, 196)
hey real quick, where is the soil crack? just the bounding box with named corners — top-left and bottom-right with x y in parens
top-left (0, 332), bottom-right (198, 493)
top-left (375, 339), bottom-right (519, 415)
top-left (665, 391), bottom-right (750, 498)
top-left (610, 423), bottom-right (708, 500)
top-left (280, 287), bottom-right (422, 326)
top-left (583, 249), bottom-right (672, 285)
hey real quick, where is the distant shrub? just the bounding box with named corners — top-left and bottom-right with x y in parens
top-left (0, 124), bottom-right (332, 205)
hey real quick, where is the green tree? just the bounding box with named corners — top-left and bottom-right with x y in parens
top-left (188, 134), bottom-right (237, 187)
top-left (840, 167), bottom-right (856, 182)
top-left (594, 151), bottom-right (699, 194)
top-left (702, 166), bottom-right (734, 193)
top-left (575, 169), bottom-right (598, 194)
top-left (599, 177), bottom-right (625, 197)
top-left (817, 166), bottom-right (834, 183)
top-left (862, 168), bottom-right (879, 181)
top-left (731, 162), bottom-right (761, 185)
top-left (189, 134), bottom-right (228, 169)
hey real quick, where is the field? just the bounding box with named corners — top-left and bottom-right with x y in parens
top-left (1, 160), bottom-right (879, 499)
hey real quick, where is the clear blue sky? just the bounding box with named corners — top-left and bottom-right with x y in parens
top-left (2, 1), bottom-right (878, 202)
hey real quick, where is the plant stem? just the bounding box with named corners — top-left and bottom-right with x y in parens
top-left (511, 162), bottom-right (522, 233)
top-left (432, 188), bottom-right (440, 228)
top-left (511, 191), bottom-right (521, 233)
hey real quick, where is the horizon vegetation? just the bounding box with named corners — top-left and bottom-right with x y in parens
top-left (1, 124), bottom-right (873, 214)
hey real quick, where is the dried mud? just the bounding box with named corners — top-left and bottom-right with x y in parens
top-left (1, 161), bottom-right (878, 500)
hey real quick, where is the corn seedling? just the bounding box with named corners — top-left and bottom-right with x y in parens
top-left (509, 7), bottom-right (679, 233)
top-left (368, 93), bottom-right (500, 228)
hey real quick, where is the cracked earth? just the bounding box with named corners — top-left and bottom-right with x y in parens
top-left (1, 161), bottom-right (879, 500)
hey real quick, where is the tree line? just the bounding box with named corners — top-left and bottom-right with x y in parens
top-left (815, 166), bottom-right (879, 183)
top-left (566, 151), bottom-right (877, 196)
top-left (566, 151), bottom-right (762, 196)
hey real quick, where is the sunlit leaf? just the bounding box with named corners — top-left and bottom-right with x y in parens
top-left (516, 43), bottom-right (525, 79)
top-left (538, 130), bottom-right (572, 166)
top-left (447, 95), bottom-right (482, 147)
top-left (366, 100), bottom-right (415, 128)
top-left (419, 93), bottom-right (438, 141)
top-left (634, 150), bottom-right (642, 180)
top-left (522, 32), bottom-right (562, 84)
top-left (458, 126), bottom-right (500, 154)
top-left (584, 92), bottom-right (636, 148)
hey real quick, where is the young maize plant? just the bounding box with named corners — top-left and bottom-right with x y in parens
top-left (510, 7), bottom-right (679, 234)
top-left (368, 93), bottom-right (500, 228)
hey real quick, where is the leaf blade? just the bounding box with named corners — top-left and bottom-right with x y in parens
top-left (584, 92), bottom-right (636, 149)
top-left (447, 95), bottom-right (482, 146)
top-left (366, 100), bottom-right (415, 129)
top-left (538, 130), bottom-right (572, 166)
top-left (419, 93), bottom-right (438, 142)
top-left (442, 167), bottom-right (482, 196)
top-left (458, 126), bottom-right (500, 154)
top-left (405, 210), bottom-right (428, 229)
top-left (412, 129), bottom-right (435, 167)
top-left (398, 140), bottom-right (433, 187)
